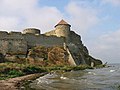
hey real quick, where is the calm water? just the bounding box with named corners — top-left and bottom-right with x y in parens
top-left (28, 64), bottom-right (120, 90)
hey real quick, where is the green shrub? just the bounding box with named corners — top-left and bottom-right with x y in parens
top-left (95, 64), bottom-right (106, 68)
top-left (23, 66), bottom-right (46, 74)
top-left (61, 66), bottom-right (73, 71)
top-left (8, 70), bottom-right (24, 76)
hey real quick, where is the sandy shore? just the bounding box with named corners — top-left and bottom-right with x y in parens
top-left (0, 73), bottom-right (47, 90)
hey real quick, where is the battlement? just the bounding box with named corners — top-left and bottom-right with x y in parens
top-left (0, 20), bottom-right (74, 53)
top-left (0, 31), bottom-right (8, 36)
top-left (23, 28), bottom-right (40, 35)
top-left (0, 19), bottom-right (102, 66)
top-left (9, 31), bottom-right (22, 35)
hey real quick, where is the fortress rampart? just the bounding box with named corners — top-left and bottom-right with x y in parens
top-left (0, 20), bottom-right (101, 66)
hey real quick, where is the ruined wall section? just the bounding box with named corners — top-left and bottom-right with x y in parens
top-left (0, 31), bottom-right (27, 55)
top-left (23, 34), bottom-right (37, 48)
top-left (45, 25), bottom-right (70, 43)
top-left (0, 31), bottom-right (8, 36)
top-left (23, 34), bottom-right (64, 48)
top-left (44, 29), bottom-right (56, 36)
top-left (0, 30), bottom-right (65, 55)
top-left (37, 35), bottom-right (64, 47)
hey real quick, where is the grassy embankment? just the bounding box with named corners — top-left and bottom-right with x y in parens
top-left (0, 46), bottom-right (105, 80)
top-left (0, 62), bottom-right (94, 80)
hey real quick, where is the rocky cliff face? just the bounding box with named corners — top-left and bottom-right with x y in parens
top-left (48, 47), bottom-right (69, 66)
top-left (0, 53), bottom-right (5, 63)
top-left (66, 31), bottom-right (102, 66)
top-left (26, 46), bottom-right (69, 66)
top-left (25, 45), bottom-right (102, 67)
top-left (1, 45), bottom-right (102, 66)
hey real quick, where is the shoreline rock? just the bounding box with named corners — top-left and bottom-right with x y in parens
top-left (0, 73), bottom-right (47, 90)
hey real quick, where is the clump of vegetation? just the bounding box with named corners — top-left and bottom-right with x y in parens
top-left (28, 46), bottom-right (50, 60)
top-left (8, 70), bottom-right (23, 77)
top-left (117, 85), bottom-right (120, 89)
top-left (40, 64), bottom-right (93, 72)
top-left (23, 66), bottom-right (46, 74)
top-left (0, 62), bottom-right (94, 80)
top-left (0, 63), bottom-right (46, 80)
top-left (72, 64), bottom-right (93, 70)
top-left (95, 64), bottom-right (107, 68)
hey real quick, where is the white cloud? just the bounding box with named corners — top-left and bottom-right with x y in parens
top-left (0, 17), bottom-right (19, 30)
top-left (65, 1), bottom-right (100, 34)
top-left (24, 6), bottom-right (63, 32)
top-left (89, 29), bottom-right (120, 63)
top-left (102, 0), bottom-right (120, 6)
top-left (0, 0), bottom-right (101, 34)
top-left (0, 0), bottom-right (63, 32)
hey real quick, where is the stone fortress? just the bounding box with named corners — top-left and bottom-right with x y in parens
top-left (0, 20), bottom-right (102, 66)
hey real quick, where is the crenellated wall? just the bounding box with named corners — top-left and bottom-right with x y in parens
top-left (44, 30), bottom-right (56, 36)
top-left (0, 20), bottom-right (102, 66)
top-left (0, 38), bottom-right (27, 55)
top-left (0, 30), bottom-right (65, 55)
top-left (0, 31), bottom-right (8, 36)
top-left (23, 33), bottom-right (64, 48)
top-left (0, 23), bottom-right (87, 66)
top-left (45, 24), bottom-right (71, 43)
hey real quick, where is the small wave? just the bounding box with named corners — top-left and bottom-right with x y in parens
top-left (60, 76), bottom-right (69, 80)
top-left (110, 70), bottom-right (115, 72)
top-left (36, 73), bottom-right (58, 84)
top-left (88, 72), bottom-right (96, 75)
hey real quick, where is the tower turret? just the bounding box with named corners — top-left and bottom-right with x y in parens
top-left (55, 19), bottom-right (71, 43)
top-left (23, 28), bottom-right (40, 35)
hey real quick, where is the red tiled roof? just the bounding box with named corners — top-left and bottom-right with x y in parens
top-left (55, 19), bottom-right (71, 27)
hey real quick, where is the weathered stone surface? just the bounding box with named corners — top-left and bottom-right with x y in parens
top-left (27, 46), bottom-right (49, 65)
top-left (0, 53), bottom-right (5, 63)
top-left (83, 54), bottom-right (102, 66)
top-left (48, 47), bottom-right (69, 66)
top-left (26, 46), bottom-right (69, 66)
top-left (5, 54), bottom-right (26, 64)
top-left (26, 45), bottom-right (102, 66)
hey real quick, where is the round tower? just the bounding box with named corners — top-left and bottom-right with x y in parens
top-left (23, 28), bottom-right (40, 35)
top-left (55, 19), bottom-right (71, 42)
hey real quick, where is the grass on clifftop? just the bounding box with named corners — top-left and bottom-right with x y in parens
top-left (0, 63), bottom-right (46, 80)
top-left (0, 62), bottom-right (93, 80)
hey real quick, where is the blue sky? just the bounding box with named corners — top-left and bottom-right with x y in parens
top-left (0, 0), bottom-right (120, 63)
